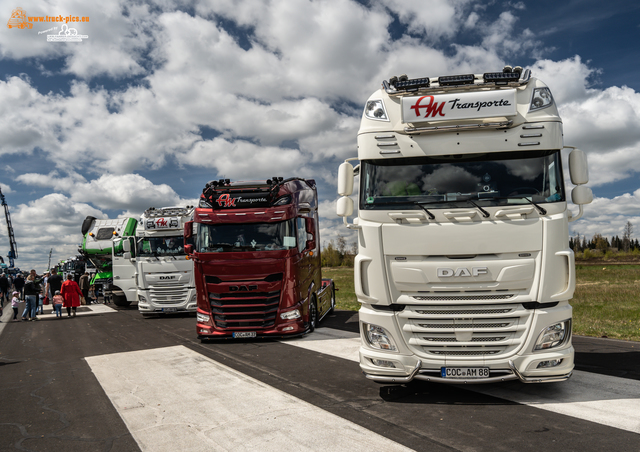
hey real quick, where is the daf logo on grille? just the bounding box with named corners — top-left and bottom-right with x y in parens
top-left (229, 285), bottom-right (258, 291)
top-left (159, 276), bottom-right (177, 280)
top-left (438, 267), bottom-right (488, 277)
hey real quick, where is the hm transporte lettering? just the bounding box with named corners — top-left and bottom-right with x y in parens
top-left (216, 194), bottom-right (268, 208)
top-left (410, 94), bottom-right (512, 119)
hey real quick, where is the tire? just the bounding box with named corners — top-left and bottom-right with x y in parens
top-left (112, 293), bottom-right (131, 307)
top-left (308, 297), bottom-right (318, 333)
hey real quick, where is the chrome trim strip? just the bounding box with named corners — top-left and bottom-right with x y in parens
top-left (379, 150), bottom-right (401, 155)
top-left (377, 142), bottom-right (398, 147)
top-left (522, 124), bottom-right (544, 129)
top-left (375, 134), bottom-right (396, 139)
top-left (405, 120), bottom-right (513, 134)
top-left (520, 133), bottom-right (542, 138)
top-left (518, 142), bottom-right (540, 146)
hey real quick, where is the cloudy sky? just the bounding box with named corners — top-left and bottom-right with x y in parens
top-left (1, 0), bottom-right (639, 272)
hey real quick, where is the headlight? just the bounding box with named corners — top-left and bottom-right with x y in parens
top-left (364, 100), bottom-right (389, 121)
top-left (280, 309), bottom-right (301, 320)
top-left (363, 323), bottom-right (397, 351)
top-left (529, 87), bottom-right (554, 111)
top-left (138, 295), bottom-right (146, 303)
top-left (199, 198), bottom-right (212, 208)
top-left (197, 312), bottom-right (210, 323)
top-left (534, 319), bottom-right (571, 350)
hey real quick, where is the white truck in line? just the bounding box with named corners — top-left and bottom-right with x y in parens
top-left (337, 66), bottom-right (592, 384)
top-left (81, 216), bottom-right (138, 305)
top-left (126, 206), bottom-right (197, 316)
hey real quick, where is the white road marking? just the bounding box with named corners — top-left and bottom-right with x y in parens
top-left (86, 345), bottom-right (414, 452)
top-left (36, 303), bottom-right (117, 318)
top-left (288, 328), bottom-right (640, 434)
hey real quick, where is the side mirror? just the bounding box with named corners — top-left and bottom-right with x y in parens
top-left (123, 252), bottom-right (132, 260)
top-left (572, 185), bottom-right (593, 205)
top-left (338, 162), bottom-right (354, 196)
top-left (184, 221), bottom-right (193, 239)
top-left (336, 196), bottom-right (354, 217)
top-left (184, 244), bottom-right (194, 255)
top-left (569, 148), bottom-right (589, 185)
top-left (122, 239), bottom-right (131, 252)
top-left (304, 217), bottom-right (315, 238)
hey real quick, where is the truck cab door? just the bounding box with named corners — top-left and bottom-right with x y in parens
top-left (112, 236), bottom-right (137, 303)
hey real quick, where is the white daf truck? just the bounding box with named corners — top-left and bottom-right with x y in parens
top-left (337, 66), bottom-right (593, 384)
top-left (128, 206), bottom-right (197, 316)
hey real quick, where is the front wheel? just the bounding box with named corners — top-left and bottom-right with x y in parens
top-left (308, 297), bottom-right (318, 333)
top-left (112, 293), bottom-right (131, 307)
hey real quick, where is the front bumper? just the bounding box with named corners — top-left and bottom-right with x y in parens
top-left (362, 357), bottom-right (573, 384)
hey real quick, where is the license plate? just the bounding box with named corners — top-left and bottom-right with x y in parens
top-left (441, 367), bottom-right (490, 379)
top-left (162, 308), bottom-right (177, 312)
top-left (233, 332), bottom-right (256, 339)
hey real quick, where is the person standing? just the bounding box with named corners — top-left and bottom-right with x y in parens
top-left (60, 273), bottom-right (83, 317)
top-left (52, 290), bottom-right (64, 318)
top-left (0, 272), bottom-right (9, 306)
top-left (22, 273), bottom-right (41, 321)
top-left (13, 273), bottom-right (24, 299)
top-left (11, 291), bottom-right (20, 321)
top-left (79, 272), bottom-right (90, 305)
top-left (46, 268), bottom-right (63, 314)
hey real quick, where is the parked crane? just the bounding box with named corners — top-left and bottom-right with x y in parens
top-left (0, 187), bottom-right (18, 268)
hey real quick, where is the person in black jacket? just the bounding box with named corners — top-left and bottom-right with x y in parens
top-left (22, 270), bottom-right (43, 321)
top-left (13, 273), bottom-right (24, 299)
top-left (0, 272), bottom-right (9, 306)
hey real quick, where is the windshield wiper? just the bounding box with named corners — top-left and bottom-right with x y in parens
top-left (486, 196), bottom-right (547, 215)
top-left (414, 202), bottom-right (435, 219)
top-left (417, 198), bottom-right (490, 218)
top-left (465, 199), bottom-right (490, 218)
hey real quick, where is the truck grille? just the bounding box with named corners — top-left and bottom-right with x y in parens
top-left (209, 291), bottom-right (280, 329)
top-left (149, 283), bottom-right (190, 305)
top-left (398, 303), bottom-right (532, 359)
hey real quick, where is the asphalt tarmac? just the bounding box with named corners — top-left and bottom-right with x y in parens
top-left (0, 299), bottom-right (638, 451)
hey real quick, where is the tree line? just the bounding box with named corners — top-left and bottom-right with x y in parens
top-left (321, 236), bottom-right (356, 267)
top-left (570, 221), bottom-right (639, 258)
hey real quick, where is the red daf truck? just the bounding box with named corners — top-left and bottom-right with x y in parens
top-left (185, 177), bottom-right (335, 340)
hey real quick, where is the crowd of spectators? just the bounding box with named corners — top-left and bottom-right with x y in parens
top-left (0, 269), bottom-right (95, 321)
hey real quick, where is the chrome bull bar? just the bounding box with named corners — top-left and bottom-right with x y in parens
top-left (363, 359), bottom-right (573, 384)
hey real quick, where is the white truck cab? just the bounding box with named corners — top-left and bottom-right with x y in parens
top-left (131, 206), bottom-right (197, 315)
top-left (337, 66), bottom-right (592, 384)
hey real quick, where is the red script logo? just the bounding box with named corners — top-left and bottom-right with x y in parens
top-left (216, 194), bottom-right (236, 207)
top-left (410, 95), bottom-right (446, 118)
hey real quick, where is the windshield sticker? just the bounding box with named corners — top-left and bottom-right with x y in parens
top-left (283, 236), bottom-right (296, 247)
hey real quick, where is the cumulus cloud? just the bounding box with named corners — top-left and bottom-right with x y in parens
top-left (1, 0), bottom-right (640, 271)
top-left (6, 193), bottom-right (106, 270)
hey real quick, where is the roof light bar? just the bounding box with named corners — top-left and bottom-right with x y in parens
top-left (438, 74), bottom-right (475, 86)
top-left (483, 72), bottom-right (521, 84)
top-left (392, 77), bottom-right (430, 91)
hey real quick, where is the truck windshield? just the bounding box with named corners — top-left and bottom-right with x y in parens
top-left (137, 236), bottom-right (185, 256)
top-left (196, 219), bottom-right (296, 253)
top-left (360, 150), bottom-right (564, 210)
